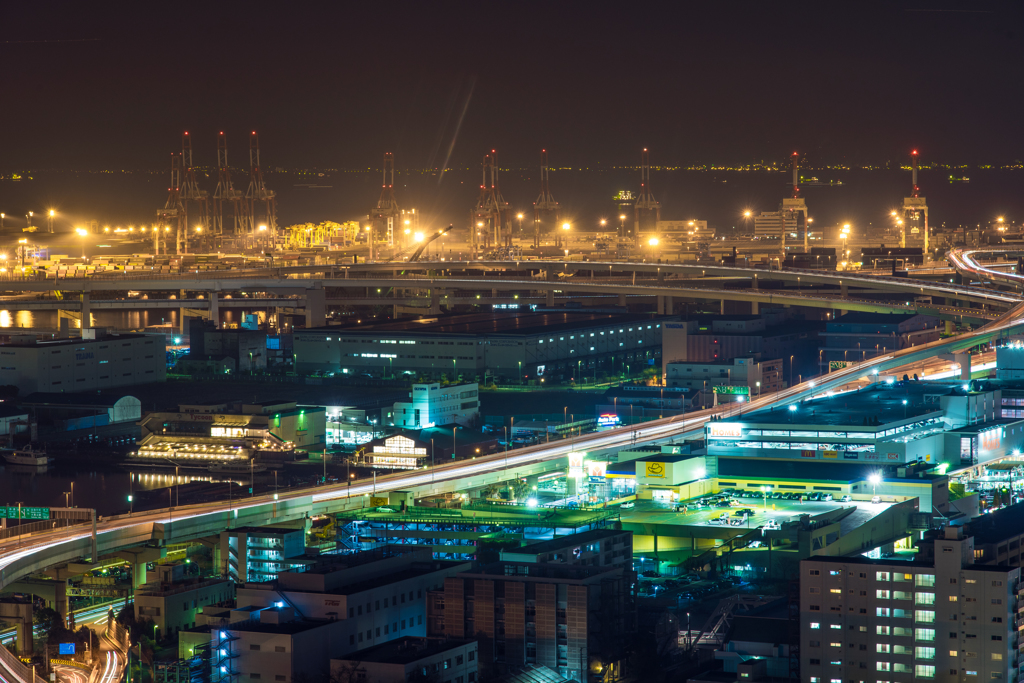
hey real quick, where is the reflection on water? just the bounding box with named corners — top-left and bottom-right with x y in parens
top-left (0, 466), bottom-right (244, 516)
top-left (0, 308), bottom-right (245, 331)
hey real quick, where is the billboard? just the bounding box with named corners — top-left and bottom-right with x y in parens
top-left (586, 461), bottom-right (608, 482)
top-left (58, 644), bottom-right (75, 656)
top-left (708, 423), bottom-right (742, 438)
top-left (714, 386), bottom-right (749, 395)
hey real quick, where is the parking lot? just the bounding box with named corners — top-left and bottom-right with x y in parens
top-left (620, 490), bottom-right (895, 532)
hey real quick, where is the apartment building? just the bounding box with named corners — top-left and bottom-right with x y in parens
top-left (221, 527), bottom-right (311, 583)
top-left (235, 548), bottom-right (470, 655)
top-left (428, 562), bottom-right (634, 682)
top-left (801, 527), bottom-right (1020, 683)
top-left (331, 637), bottom-right (478, 683)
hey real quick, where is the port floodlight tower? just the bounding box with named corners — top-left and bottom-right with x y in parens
top-left (245, 132), bottom-right (278, 242)
top-left (532, 149), bottom-right (560, 247)
top-left (633, 148), bottom-right (661, 246)
top-left (901, 150), bottom-right (929, 252)
top-left (780, 151), bottom-right (809, 251)
top-left (156, 151), bottom-right (186, 254)
top-left (371, 152), bottom-right (400, 248)
top-left (470, 150), bottom-right (512, 253)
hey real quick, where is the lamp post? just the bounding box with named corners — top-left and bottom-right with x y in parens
top-left (48, 209), bottom-right (55, 233)
top-left (761, 486), bottom-right (770, 511)
top-left (869, 473), bottom-right (881, 498)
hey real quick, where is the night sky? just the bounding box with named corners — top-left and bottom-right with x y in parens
top-left (2, 2), bottom-right (1023, 171)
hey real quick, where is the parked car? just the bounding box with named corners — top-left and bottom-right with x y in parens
top-left (840, 495), bottom-right (852, 503)
top-left (733, 508), bottom-right (753, 517)
top-left (822, 493), bottom-right (834, 502)
top-left (620, 500), bottom-right (635, 509)
top-left (808, 492), bottom-right (822, 501)
top-left (871, 495), bottom-right (882, 504)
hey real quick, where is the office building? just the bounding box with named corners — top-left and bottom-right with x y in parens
top-left (0, 329), bottom-right (165, 394)
top-left (996, 342), bottom-right (1024, 380)
top-left (134, 564), bottom-right (233, 637)
top-left (753, 211), bottom-right (797, 239)
top-left (821, 312), bottom-right (941, 370)
top-left (292, 312), bottom-right (675, 383)
top-left (429, 561), bottom-right (634, 681)
top-left (331, 637), bottom-right (478, 683)
top-left (221, 526), bottom-right (311, 583)
top-left (599, 384), bottom-right (702, 416)
top-left (499, 529), bottom-right (632, 569)
top-left (801, 526), bottom-right (1021, 683)
top-left (134, 399), bottom-right (326, 463)
top-left (392, 382), bottom-right (480, 428)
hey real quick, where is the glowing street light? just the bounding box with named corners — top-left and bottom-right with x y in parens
top-left (414, 232), bottom-right (424, 242)
top-left (47, 209), bottom-right (55, 233)
top-left (869, 472), bottom-right (882, 498)
top-left (648, 237), bottom-right (659, 247)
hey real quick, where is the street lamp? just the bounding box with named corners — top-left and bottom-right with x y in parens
top-left (75, 227), bottom-right (88, 258)
top-left (48, 209), bottom-right (55, 233)
top-left (761, 486), bottom-right (770, 511)
top-left (869, 472), bottom-right (881, 498)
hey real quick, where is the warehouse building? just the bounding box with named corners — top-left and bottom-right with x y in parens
top-left (292, 311), bottom-right (675, 383)
top-left (0, 328), bottom-right (165, 394)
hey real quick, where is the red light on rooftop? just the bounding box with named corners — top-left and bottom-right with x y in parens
top-left (912, 150), bottom-right (918, 155)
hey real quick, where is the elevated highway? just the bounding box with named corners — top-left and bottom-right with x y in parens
top-left (0, 253), bottom-right (1021, 683)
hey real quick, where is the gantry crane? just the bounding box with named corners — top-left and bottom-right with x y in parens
top-left (532, 149), bottom-right (560, 247)
top-left (470, 150), bottom-right (512, 253)
top-left (371, 152), bottom-right (400, 248)
top-left (634, 148), bottom-right (661, 245)
top-left (180, 131), bottom-right (210, 254)
top-left (156, 152), bottom-right (185, 254)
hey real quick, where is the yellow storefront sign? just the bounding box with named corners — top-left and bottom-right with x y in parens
top-left (645, 462), bottom-right (666, 478)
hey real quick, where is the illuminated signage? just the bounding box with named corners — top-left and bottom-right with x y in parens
top-left (708, 423), bottom-right (742, 438)
top-left (597, 414), bottom-right (620, 427)
top-left (714, 386), bottom-right (749, 396)
top-left (586, 461), bottom-right (608, 479)
top-left (568, 452), bottom-right (585, 469)
top-left (645, 462), bottom-right (666, 478)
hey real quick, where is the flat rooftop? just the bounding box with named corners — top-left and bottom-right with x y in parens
top-left (505, 528), bottom-right (626, 556)
top-left (724, 382), bottom-right (953, 427)
top-left (307, 312), bottom-right (672, 337)
top-left (807, 554), bottom-right (1013, 574)
top-left (717, 458), bottom-right (930, 483)
top-left (965, 501), bottom-right (1024, 546)
top-left (827, 312), bottom-right (924, 325)
top-left (0, 333), bottom-right (151, 347)
top-left (339, 637), bottom-right (473, 665)
top-left (466, 561), bottom-right (621, 581)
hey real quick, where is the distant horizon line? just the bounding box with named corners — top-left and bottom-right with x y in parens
top-left (0, 163), bottom-right (1011, 176)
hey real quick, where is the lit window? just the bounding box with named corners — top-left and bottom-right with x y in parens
top-left (810, 623), bottom-right (820, 629)
top-left (915, 593), bottom-right (935, 605)
top-left (914, 611), bottom-right (935, 624)
top-left (877, 644), bottom-right (890, 653)
top-left (877, 662), bottom-right (891, 671)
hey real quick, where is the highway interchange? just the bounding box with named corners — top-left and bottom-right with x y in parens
top-left (0, 247), bottom-right (1021, 683)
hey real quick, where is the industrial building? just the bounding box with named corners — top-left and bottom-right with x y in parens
top-left (665, 357), bottom-right (783, 403)
top-left (661, 312), bottom-right (822, 384)
top-left (820, 312), bottom-right (941, 370)
top-left (0, 329), bottom-right (165, 394)
top-left (292, 311), bottom-right (675, 382)
top-left (428, 561), bottom-right (634, 682)
top-left (133, 399), bottom-right (326, 463)
top-left (801, 526), bottom-right (1021, 683)
top-left (391, 382), bottom-right (479, 428)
